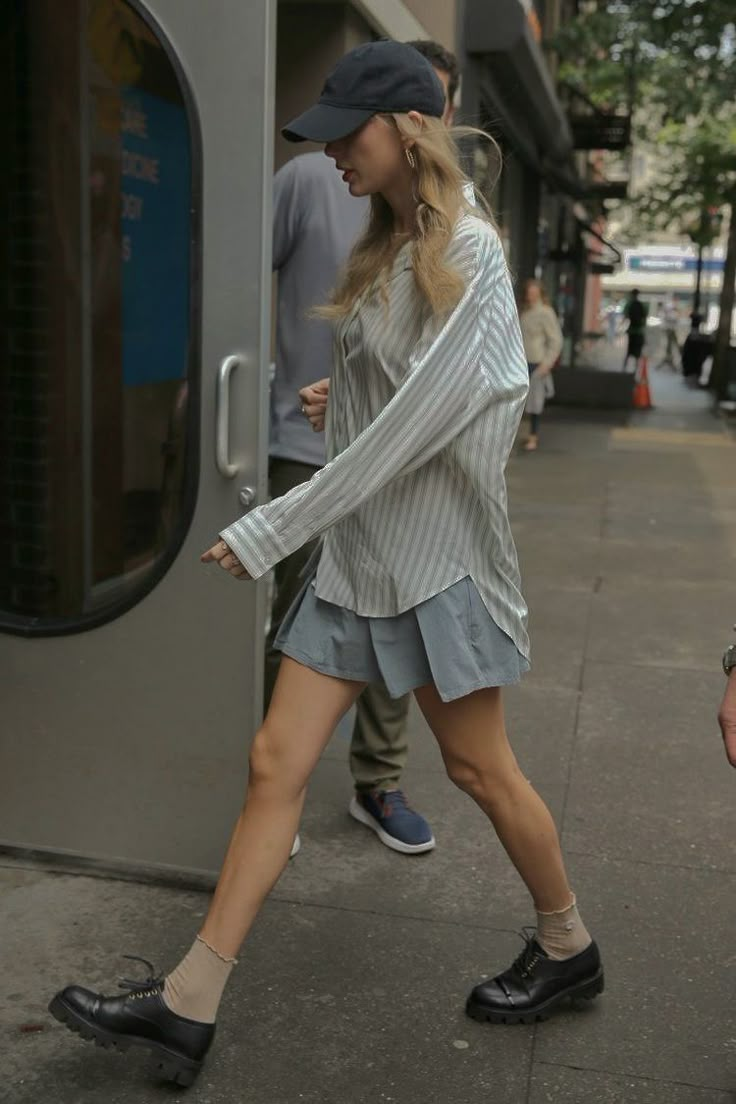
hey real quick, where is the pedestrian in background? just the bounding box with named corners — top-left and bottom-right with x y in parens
top-left (658, 300), bottom-right (681, 370)
top-left (266, 39), bottom-right (459, 858)
top-left (622, 287), bottom-right (648, 370)
top-left (518, 278), bottom-right (563, 452)
top-left (51, 42), bottom-right (603, 1088)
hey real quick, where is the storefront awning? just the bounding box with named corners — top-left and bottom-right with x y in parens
top-left (464, 0), bottom-right (573, 163)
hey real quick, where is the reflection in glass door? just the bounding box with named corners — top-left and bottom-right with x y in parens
top-left (0, 0), bottom-right (197, 631)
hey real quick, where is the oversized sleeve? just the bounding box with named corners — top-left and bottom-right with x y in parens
top-left (540, 305), bottom-right (563, 367)
top-left (272, 158), bottom-right (303, 272)
top-left (221, 222), bottom-right (528, 579)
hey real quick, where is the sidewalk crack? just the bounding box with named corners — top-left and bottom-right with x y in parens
top-left (533, 1058), bottom-right (730, 1095)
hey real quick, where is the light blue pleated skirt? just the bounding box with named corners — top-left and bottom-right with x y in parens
top-left (274, 571), bottom-right (530, 703)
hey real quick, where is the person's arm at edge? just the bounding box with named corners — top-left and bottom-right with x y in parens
top-left (719, 670), bottom-right (736, 767)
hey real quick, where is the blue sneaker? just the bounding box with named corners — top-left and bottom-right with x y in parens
top-left (349, 789), bottom-right (436, 854)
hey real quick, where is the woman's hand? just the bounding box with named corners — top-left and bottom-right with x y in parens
top-left (299, 378), bottom-right (330, 432)
top-left (201, 540), bottom-right (251, 580)
top-left (536, 362), bottom-right (553, 378)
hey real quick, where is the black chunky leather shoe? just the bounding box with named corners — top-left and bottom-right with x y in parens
top-left (48, 956), bottom-right (214, 1087)
top-left (466, 931), bottom-right (604, 1025)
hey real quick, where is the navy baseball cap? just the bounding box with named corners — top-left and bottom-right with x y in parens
top-left (282, 40), bottom-right (446, 143)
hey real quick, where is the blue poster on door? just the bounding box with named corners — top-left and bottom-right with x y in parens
top-left (120, 87), bottom-right (190, 386)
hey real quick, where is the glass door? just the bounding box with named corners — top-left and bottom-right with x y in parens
top-left (0, 0), bottom-right (274, 874)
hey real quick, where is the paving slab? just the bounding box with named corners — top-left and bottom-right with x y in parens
top-left (562, 663), bottom-right (734, 872)
top-left (508, 471), bottom-right (608, 503)
top-left (532, 854), bottom-right (735, 1094)
top-left (515, 531), bottom-right (602, 592)
top-left (528, 1063), bottom-right (734, 1103)
top-left (604, 495), bottom-right (736, 532)
top-left (601, 516), bottom-right (732, 553)
top-left (521, 584), bottom-right (593, 691)
top-left (597, 534), bottom-right (736, 586)
top-left (510, 501), bottom-right (605, 541)
top-left (585, 578), bottom-right (729, 671)
top-left (604, 474), bottom-right (736, 516)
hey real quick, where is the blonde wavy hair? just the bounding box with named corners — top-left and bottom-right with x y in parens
top-left (317, 114), bottom-right (500, 320)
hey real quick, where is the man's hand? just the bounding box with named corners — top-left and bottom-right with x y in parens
top-left (201, 540), bottom-right (251, 580)
top-left (536, 363), bottom-right (553, 378)
top-left (299, 378), bottom-right (330, 433)
top-left (718, 672), bottom-right (736, 767)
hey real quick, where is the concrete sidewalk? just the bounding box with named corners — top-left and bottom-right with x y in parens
top-left (2, 371), bottom-right (735, 1104)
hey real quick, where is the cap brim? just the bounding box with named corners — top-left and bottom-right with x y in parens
top-left (281, 103), bottom-right (376, 143)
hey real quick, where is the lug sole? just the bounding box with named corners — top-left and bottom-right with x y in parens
top-left (48, 995), bottom-right (203, 1087)
top-left (465, 970), bottom-right (605, 1026)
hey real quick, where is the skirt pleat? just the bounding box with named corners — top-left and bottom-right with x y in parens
top-left (274, 571), bottom-right (529, 703)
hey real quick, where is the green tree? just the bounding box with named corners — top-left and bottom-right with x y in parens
top-left (555, 2), bottom-right (736, 396)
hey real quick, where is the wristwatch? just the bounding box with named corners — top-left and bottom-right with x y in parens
top-left (723, 643), bottom-right (736, 676)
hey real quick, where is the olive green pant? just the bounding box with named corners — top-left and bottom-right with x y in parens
top-left (264, 458), bottom-right (410, 792)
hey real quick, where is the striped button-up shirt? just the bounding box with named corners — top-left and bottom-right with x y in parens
top-left (222, 213), bottom-right (531, 659)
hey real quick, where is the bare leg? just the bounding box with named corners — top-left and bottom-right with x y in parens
top-left (50, 658), bottom-right (367, 1082)
top-left (523, 413), bottom-right (539, 451)
top-left (200, 657), bottom-right (367, 957)
top-left (414, 684), bottom-right (571, 912)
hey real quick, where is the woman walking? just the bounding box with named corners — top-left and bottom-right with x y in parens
top-left (518, 278), bottom-right (563, 451)
top-left (49, 41), bottom-right (603, 1087)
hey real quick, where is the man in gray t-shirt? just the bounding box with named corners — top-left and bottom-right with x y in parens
top-left (265, 41), bottom-right (459, 856)
top-left (269, 151), bottom-right (368, 469)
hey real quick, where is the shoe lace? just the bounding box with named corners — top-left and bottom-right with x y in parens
top-left (117, 954), bottom-right (164, 1000)
top-left (510, 927), bottom-right (544, 980)
top-left (378, 789), bottom-right (408, 817)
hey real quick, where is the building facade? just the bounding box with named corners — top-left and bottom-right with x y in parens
top-left (459, 0), bottom-right (628, 364)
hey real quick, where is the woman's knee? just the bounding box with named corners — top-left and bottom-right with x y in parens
top-left (247, 723), bottom-right (307, 799)
top-left (445, 754), bottom-right (523, 806)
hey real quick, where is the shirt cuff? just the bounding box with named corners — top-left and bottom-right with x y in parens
top-left (220, 510), bottom-right (286, 580)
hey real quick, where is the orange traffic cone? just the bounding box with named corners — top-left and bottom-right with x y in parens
top-left (632, 356), bottom-right (653, 409)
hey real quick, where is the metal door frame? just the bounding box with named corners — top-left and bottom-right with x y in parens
top-left (0, 0), bottom-right (276, 884)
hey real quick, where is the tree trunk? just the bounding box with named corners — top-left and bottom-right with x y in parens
top-left (693, 243), bottom-right (703, 317)
top-left (712, 197), bottom-right (736, 400)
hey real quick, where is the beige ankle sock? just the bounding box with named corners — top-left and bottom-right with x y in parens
top-left (163, 935), bottom-right (237, 1023)
top-left (536, 894), bottom-right (592, 961)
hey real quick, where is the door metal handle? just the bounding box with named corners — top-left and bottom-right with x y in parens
top-left (215, 354), bottom-right (242, 477)
top-left (239, 486), bottom-right (256, 509)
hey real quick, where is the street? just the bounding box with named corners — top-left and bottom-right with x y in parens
top-left (2, 372), bottom-right (734, 1104)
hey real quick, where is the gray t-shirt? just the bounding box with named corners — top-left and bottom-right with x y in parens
top-left (270, 152), bottom-right (369, 467)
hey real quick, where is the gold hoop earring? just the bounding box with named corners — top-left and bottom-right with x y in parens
top-left (405, 148), bottom-right (416, 170)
